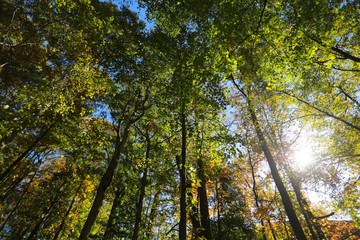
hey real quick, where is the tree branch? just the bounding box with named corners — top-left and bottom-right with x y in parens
top-left (280, 91), bottom-right (360, 132)
top-left (308, 36), bottom-right (360, 63)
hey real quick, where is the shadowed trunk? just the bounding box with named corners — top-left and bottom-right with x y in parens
top-left (278, 205), bottom-right (291, 239)
top-left (103, 186), bottom-right (125, 239)
top-left (290, 173), bottom-right (327, 239)
top-left (145, 190), bottom-right (160, 239)
top-left (236, 85), bottom-right (307, 239)
top-left (0, 170), bottom-right (37, 233)
top-left (249, 107), bottom-right (307, 239)
top-left (53, 182), bottom-right (82, 240)
top-left (215, 179), bottom-right (222, 240)
top-left (0, 124), bottom-right (53, 182)
top-left (176, 110), bottom-right (187, 240)
top-left (132, 133), bottom-right (151, 240)
top-left (247, 145), bottom-right (267, 240)
top-left (79, 125), bottom-right (130, 240)
top-left (187, 180), bottom-right (200, 238)
top-left (28, 179), bottom-right (67, 240)
top-left (197, 158), bottom-right (212, 240)
top-left (266, 219), bottom-right (277, 240)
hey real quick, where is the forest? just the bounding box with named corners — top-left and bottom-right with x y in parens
top-left (0, 0), bottom-right (359, 239)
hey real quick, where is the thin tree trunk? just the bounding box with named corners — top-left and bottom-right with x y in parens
top-left (247, 146), bottom-right (267, 240)
top-left (132, 168), bottom-right (148, 240)
top-left (262, 106), bottom-right (326, 240)
top-left (307, 36), bottom-right (360, 63)
top-left (197, 158), bottom-right (212, 240)
top-left (277, 205), bottom-right (291, 239)
top-left (260, 220), bottom-right (267, 240)
top-left (103, 186), bottom-right (125, 239)
top-left (266, 219), bottom-right (277, 240)
top-left (242, 91), bottom-right (307, 239)
top-left (27, 216), bottom-right (47, 240)
top-left (291, 175), bottom-right (327, 239)
top-left (1, 168), bottom-right (28, 200)
top-left (145, 190), bottom-right (160, 239)
top-left (187, 180), bottom-right (200, 239)
top-left (0, 171), bottom-right (37, 233)
top-left (53, 182), bottom-right (82, 240)
top-left (177, 111), bottom-right (187, 240)
top-left (289, 173), bottom-right (318, 239)
top-left (337, 86), bottom-right (360, 108)
top-left (132, 133), bottom-right (151, 240)
top-left (0, 124), bottom-right (53, 182)
top-left (79, 125), bottom-right (130, 240)
top-left (28, 179), bottom-right (68, 240)
top-left (215, 179), bottom-right (222, 240)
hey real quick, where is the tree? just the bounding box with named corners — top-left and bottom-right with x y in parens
top-left (1, 0), bottom-right (359, 239)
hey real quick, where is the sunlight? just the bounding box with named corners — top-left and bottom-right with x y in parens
top-left (292, 136), bottom-right (314, 169)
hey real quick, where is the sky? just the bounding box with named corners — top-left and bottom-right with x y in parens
top-left (112, 0), bottom-right (155, 30)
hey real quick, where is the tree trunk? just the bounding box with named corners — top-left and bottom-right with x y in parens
top-left (197, 158), bottom-right (212, 240)
top-left (247, 148), bottom-right (267, 240)
top-left (289, 173), bottom-right (318, 239)
top-left (245, 95), bottom-right (307, 240)
top-left (266, 219), bottom-right (277, 240)
top-left (1, 167), bottom-right (29, 201)
top-left (187, 180), bottom-right (200, 239)
top-left (290, 174), bottom-right (327, 239)
top-left (28, 179), bottom-right (67, 240)
top-left (278, 205), bottom-right (291, 239)
top-left (145, 190), bottom-right (160, 239)
top-left (103, 186), bottom-right (125, 239)
top-left (215, 179), bottom-right (222, 240)
top-left (132, 134), bottom-right (151, 240)
top-left (53, 182), bottom-right (82, 240)
top-left (79, 125), bottom-right (130, 240)
top-left (0, 124), bottom-right (53, 182)
top-left (263, 106), bottom-right (326, 240)
top-left (260, 220), bottom-right (267, 240)
top-left (177, 111), bottom-right (187, 240)
top-left (0, 170), bottom-right (37, 232)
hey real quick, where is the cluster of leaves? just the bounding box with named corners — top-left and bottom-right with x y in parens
top-left (1, 0), bottom-right (359, 239)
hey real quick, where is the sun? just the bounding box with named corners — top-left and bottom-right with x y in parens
top-left (292, 136), bottom-right (314, 169)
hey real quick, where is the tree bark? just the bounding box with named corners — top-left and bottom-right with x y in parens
top-left (278, 205), bottom-right (291, 239)
top-left (307, 36), bottom-right (360, 63)
top-left (247, 147), bottom-right (267, 240)
top-left (79, 125), bottom-right (130, 240)
top-left (0, 124), bottom-right (53, 182)
top-left (132, 133), bottom-right (151, 240)
top-left (145, 190), bottom-right (160, 239)
top-left (245, 94), bottom-right (307, 240)
top-left (291, 176), bottom-right (327, 239)
top-left (103, 186), bottom-right (125, 239)
top-left (53, 182), bottom-right (82, 240)
top-left (266, 219), bottom-right (277, 240)
top-left (177, 111), bottom-right (187, 240)
top-left (187, 180), bottom-right (200, 239)
top-left (197, 158), bottom-right (212, 240)
top-left (28, 179), bottom-right (67, 240)
top-left (0, 171), bottom-right (37, 233)
top-left (215, 179), bottom-right (222, 240)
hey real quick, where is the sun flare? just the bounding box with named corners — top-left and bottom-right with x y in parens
top-left (292, 137), bottom-right (314, 169)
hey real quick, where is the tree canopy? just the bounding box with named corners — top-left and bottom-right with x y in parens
top-left (0, 0), bottom-right (359, 239)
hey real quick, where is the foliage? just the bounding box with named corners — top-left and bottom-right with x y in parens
top-left (0, 0), bottom-right (359, 239)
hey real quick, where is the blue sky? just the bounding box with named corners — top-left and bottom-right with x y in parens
top-left (111, 0), bottom-right (155, 30)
